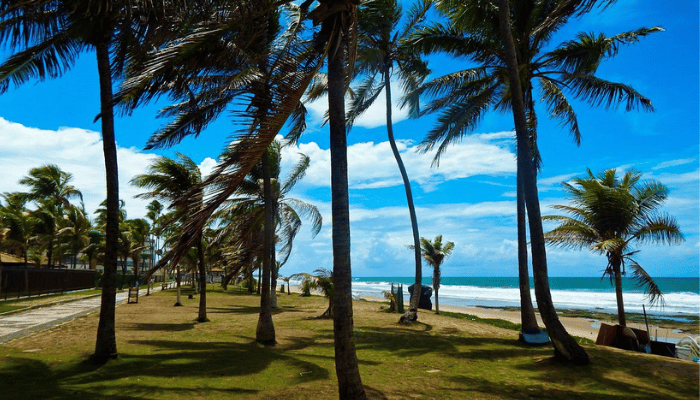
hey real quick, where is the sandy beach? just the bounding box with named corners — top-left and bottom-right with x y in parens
top-left (283, 285), bottom-right (691, 343)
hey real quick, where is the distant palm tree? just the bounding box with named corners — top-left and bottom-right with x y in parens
top-left (544, 169), bottom-right (683, 326)
top-left (131, 153), bottom-right (208, 321)
top-left (58, 205), bottom-right (92, 268)
top-left (0, 193), bottom-right (33, 267)
top-left (410, 235), bottom-right (454, 314)
top-left (290, 268), bottom-right (334, 318)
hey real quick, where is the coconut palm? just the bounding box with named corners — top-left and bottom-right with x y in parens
top-left (409, 0), bottom-right (661, 364)
top-left (17, 164), bottom-right (83, 209)
top-left (58, 205), bottom-right (93, 268)
top-left (341, 0), bottom-right (430, 324)
top-left (0, 0), bottom-right (185, 363)
top-left (130, 153), bottom-right (208, 321)
top-left (290, 268), bottom-right (334, 318)
top-left (410, 235), bottom-right (454, 314)
top-left (544, 168), bottom-right (683, 326)
top-left (0, 192), bottom-right (33, 267)
top-left (122, 218), bottom-right (150, 283)
top-left (214, 140), bottom-right (322, 314)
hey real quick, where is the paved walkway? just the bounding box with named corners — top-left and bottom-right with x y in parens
top-left (0, 287), bottom-right (166, 344)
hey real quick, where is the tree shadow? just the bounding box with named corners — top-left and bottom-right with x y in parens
top-left (124, 322), bottom-right (195, 332)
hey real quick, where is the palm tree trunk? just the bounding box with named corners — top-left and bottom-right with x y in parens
top-left (497, 0), bottom-right (588, 365)
top-left (256, 151), bottom-right (275, 345)
top-left (517, 178), bottom-right (539, 333)
top-left (612, 257), bottom-right (626, 326)
top-left (434, 287), bottom-right (439, 314)
top-left (328, 15), bottom-right (367, 399)
top-left (196, 236), bottom-right (208, 322)
top-left (383, 69), bottom-right (422, 324)
top-left (175, 263), bottom-right (182, 306)
top-left (133, 257), bottom-right (139, 285)
top-left (93, 38), bottom-right (119, 363)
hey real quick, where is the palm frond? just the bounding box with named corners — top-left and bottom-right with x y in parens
top-left (562, 72), bottom-right (654, 112)
top-left (539, 77), bottom-right (580, 145)
top-left (627, 258), bottom-right (664, 307)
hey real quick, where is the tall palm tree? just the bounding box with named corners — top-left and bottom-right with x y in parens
top-left (496, 0), bottom-right (588, 364)
top-left (344, 0), bottom-right (430, 324)
top-left (130, 153), bottom-right (209, 321)
top-left (543, 168), bottom-right (683, 326)
top-left (0, 0), bottom-right (181, 363)
top-left (409, 0), bottom-right (660, 364)
top-left (410, 235), bottom-right (454, 314)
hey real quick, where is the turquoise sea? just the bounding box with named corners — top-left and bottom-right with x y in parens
top-left (350, 276), bottom-right (699, 317)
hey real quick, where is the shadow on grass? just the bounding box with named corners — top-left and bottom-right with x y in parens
top-left (355, 325), bottom-right (539, 360)
top-left (124, 322), bottom-right (196, 332)
top-left (0, 338), bottom-right (332, 399)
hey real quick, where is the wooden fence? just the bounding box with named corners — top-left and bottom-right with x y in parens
top-left (0, 267), bottom-right (96, 300)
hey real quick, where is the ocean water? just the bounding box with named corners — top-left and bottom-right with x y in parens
top-left (349, 277), bottom-right (699, 318)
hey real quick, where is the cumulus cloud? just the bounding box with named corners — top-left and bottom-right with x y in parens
top-left (0, 118), bottom-right (212, 221)
top-left (304, 78), bottom-right (410, 130)
top-left (280, 132), bottom-right (516, 193)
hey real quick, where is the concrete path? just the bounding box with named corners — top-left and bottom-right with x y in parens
top-left (0, 288), bottom-right (152, 344)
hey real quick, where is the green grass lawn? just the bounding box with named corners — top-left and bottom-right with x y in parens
top-left (0, 287), bottom-right (696, 399)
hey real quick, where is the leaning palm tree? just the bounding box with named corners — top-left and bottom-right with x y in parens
top-left (410, 235), bottom-right (454, 314)
top-left (343, 0), bottom-right (431, 324)
top-left (122, 1), bottom-right (366, 396)
top-left (0, 0), bottom-right (183, 363)
top-left (409, 0), bottom-right (661, 364)
top-left (214, 140), bottom-right (322, 311)
top-left (130, 153), bottom-right (209, 322)
top-left (290, 268), bottom-right (334, 318)
top-left (544, 168), bottom-right (683, 326)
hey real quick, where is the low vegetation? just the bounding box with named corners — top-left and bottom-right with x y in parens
top-left (0, 288), bottom-right (697, 399)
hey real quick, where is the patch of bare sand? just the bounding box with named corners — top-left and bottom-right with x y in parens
top-left (355, 295), bottom-right (689, 342)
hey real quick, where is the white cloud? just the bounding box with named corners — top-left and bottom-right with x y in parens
top-left (304, 78), bottom-right (410, 130)
top-left (652, 158), bottom-right (697, 171)
top-left (0, 118), bottom-right (208, 221)
top-left (280, 134), bottom-right (516, 193)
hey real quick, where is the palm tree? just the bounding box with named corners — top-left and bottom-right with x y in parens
top-left (122, 218), bottom-right (150, 284)
top-left (410, 235), bottom-right (454, 314)
top-left (543, 168), bottom-right (683, 326)
top-left (17, 164), bottom-right (83, 267)
top-left (58, 205), bottom-right (92, 268)
top-left (0, 193), bottom-right (33, 267)
top-left (496, 0), bottom-right (588, 364)
top-left (409, 0), bottom-right (661, 364)
top-left (291, 268), bottom-right (335, 318)
top-left (130, 153), bottom-right (209, 321)
top-left (344, 0), bottom-right (430, 324)
top-left (146, 200), bottom-right (164, 274)
top-left (0, 0), bottom-right (182, 363)
top-left (316, 1), bottom-right (368, 396)
top-left (18, 164), bottom-right (83, 209)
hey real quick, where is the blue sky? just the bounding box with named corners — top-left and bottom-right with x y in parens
top-left (0, 0), bottom-right (697, 278)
